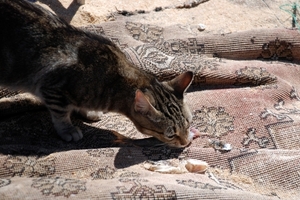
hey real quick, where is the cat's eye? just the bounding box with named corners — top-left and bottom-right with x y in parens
top-left (164, 126), bottom-right (175, 140)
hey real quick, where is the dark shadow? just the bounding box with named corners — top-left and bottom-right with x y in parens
top-left (114, 143), bottom-right (185, 169)
top-left (0, 109), bottom-right (184, 168)
top-left (0, 115), bottom-right (121, 155)
top-left (38, 0), bottom-right (81, 23)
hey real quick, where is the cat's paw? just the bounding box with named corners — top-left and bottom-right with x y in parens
top-left (80, 110), bottom-right (103, 122)
top-left (58, 127), bottom-right (83, 142)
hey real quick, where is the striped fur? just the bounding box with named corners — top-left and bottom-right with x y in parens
top-left (0, 0), bottom-right (194, 147)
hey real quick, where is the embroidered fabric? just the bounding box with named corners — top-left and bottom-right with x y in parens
top-left (1, 7), bottom-right (300, 200)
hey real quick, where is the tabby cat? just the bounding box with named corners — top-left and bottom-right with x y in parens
top-left (0, 0), bottom-right (194, 147)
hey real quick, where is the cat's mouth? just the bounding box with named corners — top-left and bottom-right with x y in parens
top-left (132, 123), bottom-right (200, 148)
top-left (166, 127), bottom-right (201, 148)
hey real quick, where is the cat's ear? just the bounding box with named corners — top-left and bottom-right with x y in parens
top-left (134, 89), bottom-right (155, 115)
top-left (167, 71), bottom-right (194, 98)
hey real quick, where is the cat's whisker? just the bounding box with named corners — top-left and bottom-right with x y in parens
top-left (152, 143), bottom-right (168, 148)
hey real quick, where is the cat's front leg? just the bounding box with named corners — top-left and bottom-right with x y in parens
top-left (50, 109), bottom-right (83, 142)
top-left (78, 110), bottom-right (103, 122)
top-left (40, 89), bottom-right (83, 141)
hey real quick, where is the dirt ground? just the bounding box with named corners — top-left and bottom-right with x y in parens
top-left (36, 0), bottom-right (297, 34)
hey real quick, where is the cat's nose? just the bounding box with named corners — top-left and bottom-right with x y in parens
top-left (175, 128), bottom-right (199, 147)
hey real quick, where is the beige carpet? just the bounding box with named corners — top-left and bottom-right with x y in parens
top-left (1, 0), bottom-right (300, 199)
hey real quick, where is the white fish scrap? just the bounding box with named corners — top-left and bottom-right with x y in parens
top-left (184, 158), bottom-right (208, 173)
top-left (190, 127), bottom-right (232, 151)
top-left (208, 172), bottom-right (220, 184)
top-left (208, 139), bottom-right (232, 151)
top-left (143, 158), bottom-right (208, 174)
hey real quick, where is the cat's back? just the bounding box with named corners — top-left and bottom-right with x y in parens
top-left (0, 0), bottom-right (67, 29)
top-left (0, 0), bottom-right (114, 54)
top-left (0, 0), bottom-right (77, 57)
top-left (0, 0), bottom-right (117, 88)
top-left (0, 0), bottom-right (69, 85)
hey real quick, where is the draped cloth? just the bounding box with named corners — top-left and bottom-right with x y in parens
top-left (0, 20), bottom-right (300, 199)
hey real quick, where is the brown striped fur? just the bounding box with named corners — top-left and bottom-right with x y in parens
top-left (0, 0), bottom-right (194, 147)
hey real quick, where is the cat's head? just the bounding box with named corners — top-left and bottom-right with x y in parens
top-left (130, 71), bottom-right (194, 148)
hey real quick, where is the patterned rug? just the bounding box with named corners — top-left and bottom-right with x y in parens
top-left (1, 18), bottom-right (300, 199)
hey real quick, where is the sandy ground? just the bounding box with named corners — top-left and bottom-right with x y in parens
top-left (36, 0), bottom-right (297, 34)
